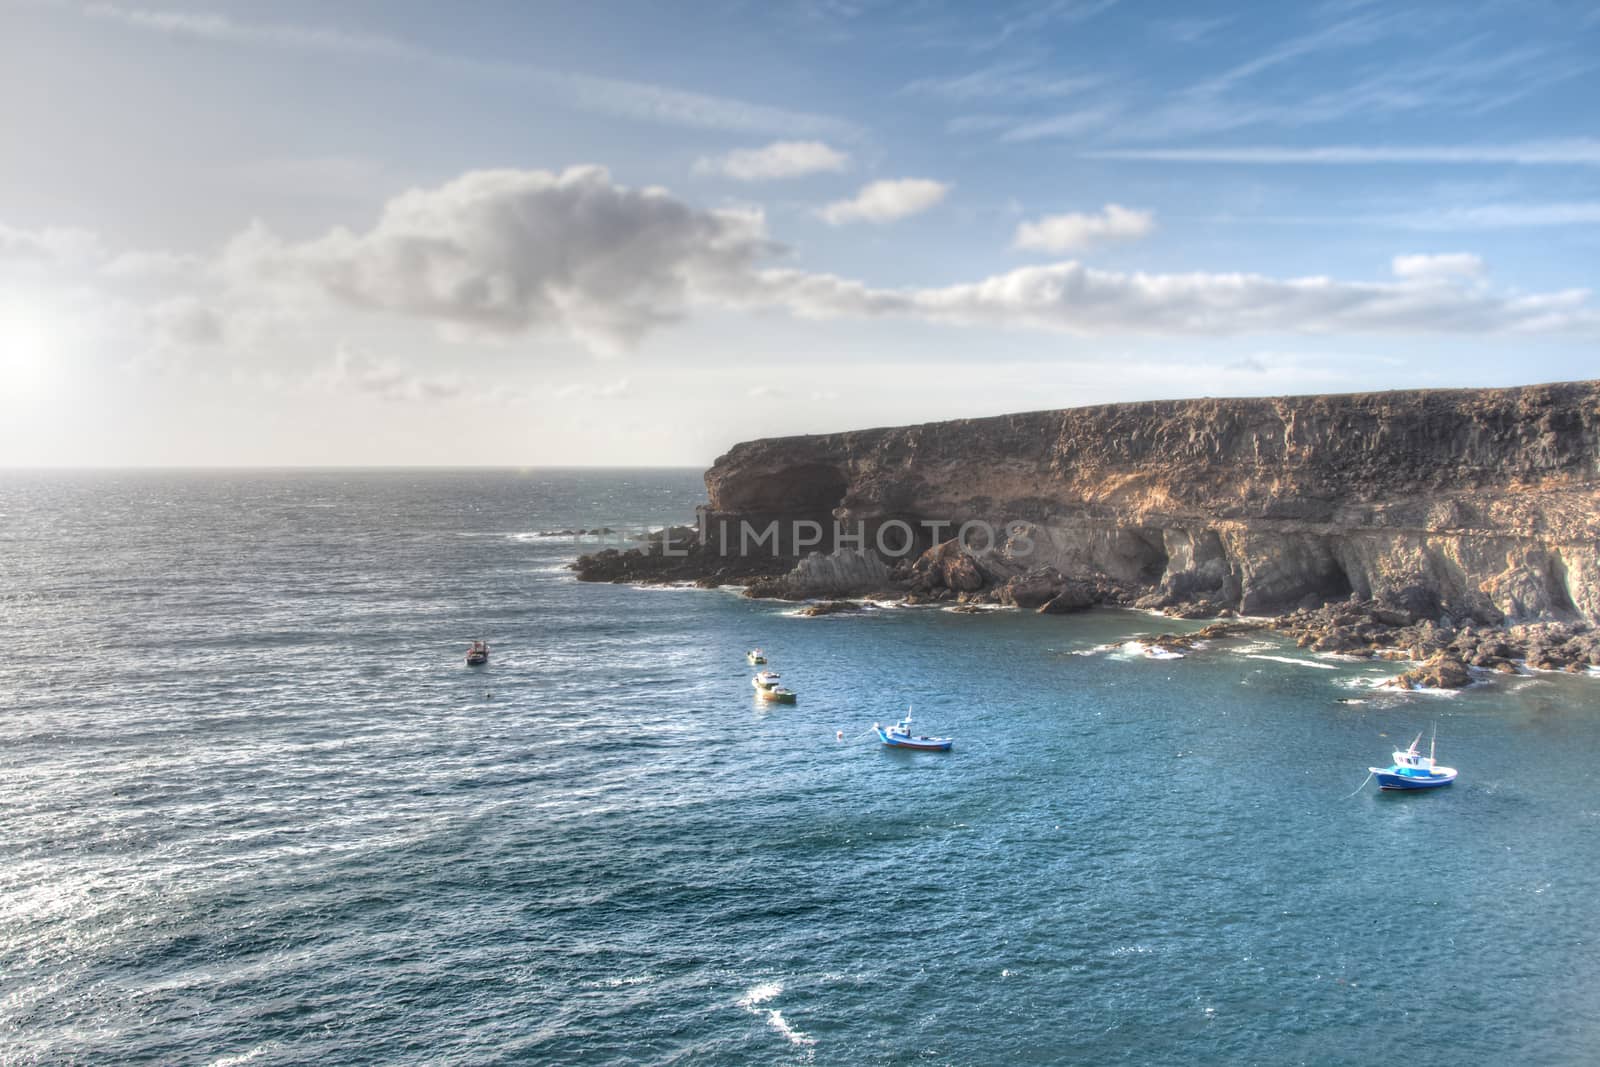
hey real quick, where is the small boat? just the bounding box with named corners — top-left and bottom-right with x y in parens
top-left (746, 649), bottom-right (767, 665)
top-left (874, 710), bottom-right (953, 752)
top-left (1370, 729), bottom-right (1456, 790)
top-left (759, 686), bottom-right (798, 704)
top-left (752, 671), bottom-right (781, 690)
top-left (465, 640), bottom-right (490, 666)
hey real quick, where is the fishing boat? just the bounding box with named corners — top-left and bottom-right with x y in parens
top-left (752, 671), bottom-right (781, 690)
top-left (465, 640), bottom-right (490, 666)
top-left (746, 649), bottom-right (767, 665)
top-left (759, 685), bottom-right (798, 704)
top-left (1369, 729), bottom-right (1456, 790)
top-left (874, 710), bottom-right (953, 752)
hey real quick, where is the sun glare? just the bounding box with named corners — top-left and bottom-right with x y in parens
top-left (0, 301), bottom-right (55, 388)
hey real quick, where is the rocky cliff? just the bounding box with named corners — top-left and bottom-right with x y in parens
top-left (691, 380), bottom-right (1600, 624)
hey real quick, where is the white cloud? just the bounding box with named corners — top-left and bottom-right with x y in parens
top-left (227, 166), bottom-right (782, 353)
top-left (1013, 204), bottom-right (1155, 253)
top-left (1082, 139), bottom-right (1600, 166)
top-left (11, 166), bottom-right (1600, 379)
top-left (146, 295), bottom-right (225, 347)
top-left (818, 179), bottom-right (950, 225)
top-left (1392, 253), bottom-right (1484, 281)
top-left (734, 260), bottom-right (1597, 337)
top-left (693, 141), bottom-right (850, 181)
top-left (314, 347), bottom-right (463, 402)
top-left (0, 224), bottom-right (107, 270)
top-left (551, 377), bottom-right (631, 400)
top-left (102, 249), bottom-right (205, 282)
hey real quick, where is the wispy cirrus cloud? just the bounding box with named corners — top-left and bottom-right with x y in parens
top-left (1082, 139), bottom-right (1600, 166)
top-left (902, 62), bottom-right (1103, 102)
top-left (941, 6), bottom-right (1590, 145)
top-left (975, 0), bottom-right (1123, 50)
top-left (81, 3), bottom-right (862, 139)
top-left (1397, 202), bottom-right (1600, 229)
top-left (693, 141), bottom-right (850, 180)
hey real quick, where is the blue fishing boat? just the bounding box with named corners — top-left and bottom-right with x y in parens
top-left (874, 710), bottom-right (953, 752)
top-left (1370, 730), bottom-right (1456, 790)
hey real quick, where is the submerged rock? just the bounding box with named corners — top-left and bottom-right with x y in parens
top-left (797, 600), bottom-right (864, 617)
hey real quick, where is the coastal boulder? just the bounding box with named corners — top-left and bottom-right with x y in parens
top-left (1037, 581), bottom-right (1097, 615)
top-left (1389, 653), bottom-right (1474, 691)
top-left (783, 548), bottom-right (893, 597)
top-left (999, 567), bottom-right (1066, 609)
top-left (910, 538), bottom-right (986, 594)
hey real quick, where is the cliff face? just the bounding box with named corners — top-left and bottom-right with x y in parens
top-left (701, 381), bottom-right (1600, 623)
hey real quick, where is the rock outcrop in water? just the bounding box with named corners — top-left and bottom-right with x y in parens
top-left (575, 380), bottom-right (1600, 674)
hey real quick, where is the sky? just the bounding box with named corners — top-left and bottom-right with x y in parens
top-left (2, 0), bottom-right (1598, 466)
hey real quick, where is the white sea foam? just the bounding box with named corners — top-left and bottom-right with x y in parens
top-left (737, 981), bottom-right (817, 1047)
top-left (206, 1046), bottom-right (282, 1067)
top-left (1244, 654), bottom-right (1337, 670)
top-left (766, 1010), bottom-right (817, 1047)
top-left (584, 973), bottom-right (653, 989)
top-left (738, 981), bottom-right (783, 1008)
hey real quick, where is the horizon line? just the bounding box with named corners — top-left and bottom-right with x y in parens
top-left (0, 463), bottom-right (711, 472)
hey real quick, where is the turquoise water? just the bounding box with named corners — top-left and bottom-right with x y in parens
top-left (3, 470), bottom-right (1599, 1065)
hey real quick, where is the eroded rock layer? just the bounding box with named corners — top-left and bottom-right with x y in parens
top-left (698, 381), bottom-right (1600, 623)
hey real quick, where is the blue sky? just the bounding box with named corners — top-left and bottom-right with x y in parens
top-left (2, 0), bottom-right (1598, 465)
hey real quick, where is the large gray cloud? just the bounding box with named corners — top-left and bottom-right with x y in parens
top-left (230, 166), bottom-right (782, 352)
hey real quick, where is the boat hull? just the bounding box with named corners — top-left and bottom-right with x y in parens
top-left (1371, 767), bottom-right (1456, 790)
top-left (875, 728), bottom-right (952, 751)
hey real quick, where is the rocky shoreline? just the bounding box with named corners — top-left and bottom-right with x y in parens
top-left (572, 534), bottom-right (1600, 689)
top-left (575, 381), bottom-right (1600, 691)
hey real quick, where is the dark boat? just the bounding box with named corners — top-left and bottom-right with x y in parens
top-left (466, 640), bottom-right (490, 666)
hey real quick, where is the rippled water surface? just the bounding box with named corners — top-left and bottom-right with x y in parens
top-left (2, 469), bottom-right (1598, 1065)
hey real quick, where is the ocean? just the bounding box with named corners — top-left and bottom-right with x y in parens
top-left (2, 469), bottom-right (1598, 1065)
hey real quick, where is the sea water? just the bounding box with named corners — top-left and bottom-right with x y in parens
top-left (2, 469), bottom-right (1598, 1064)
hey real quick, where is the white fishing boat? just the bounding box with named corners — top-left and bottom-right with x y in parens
top-left (1369, 728), bottom-right (1457, 791)
top-left (874, 709), bottom-right (953, 752)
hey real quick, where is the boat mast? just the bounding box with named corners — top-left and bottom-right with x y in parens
top-left (1429, 722), bottom-right (1437, 762)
